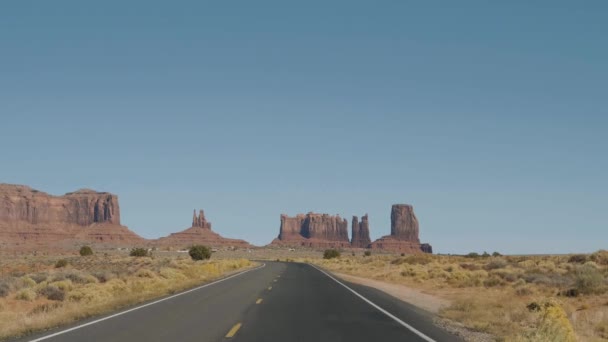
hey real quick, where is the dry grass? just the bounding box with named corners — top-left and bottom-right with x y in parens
top-left (0, 254), bottom-right (253, 340)
top-left (302, 250), bottom-right (608, 341)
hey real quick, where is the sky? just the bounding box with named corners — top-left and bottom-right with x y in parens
top-left (1, 1), bottom-right (606, 254)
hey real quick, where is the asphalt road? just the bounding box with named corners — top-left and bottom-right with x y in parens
top-left (18, 262), bottom-right (461, 342)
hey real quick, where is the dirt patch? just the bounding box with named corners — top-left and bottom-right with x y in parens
top-left (332, 271), bottom-right (450, 313)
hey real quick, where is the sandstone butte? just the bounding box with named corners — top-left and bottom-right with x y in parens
top-left (271, 205), bottom-right (432, 254)
top-left (369, 204), bottom-right (433, 254)
top-left (0, 184), bottom-right (252, 252)
top-left (271, 213), bottom-right (351, 248)
top-left (351, 214), bottom-right (372, 248)
top-left (154, 209), bottom-right (251, 249)
top-left (0, 184), bottom-right (144, 251)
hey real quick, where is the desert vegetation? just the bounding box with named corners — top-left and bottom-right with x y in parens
top-left (306, 250), bottom-right (608, 341)
top-left (189, 245), bottom-right (212, 261)
top-left (0, 254), bottom-right (253, 339)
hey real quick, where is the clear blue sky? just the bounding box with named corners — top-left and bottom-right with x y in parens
top-left (1, 1), bottom-right (606, 254)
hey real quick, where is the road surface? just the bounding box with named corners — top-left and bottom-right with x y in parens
top-left (18, 262), bottom-right (461, 342)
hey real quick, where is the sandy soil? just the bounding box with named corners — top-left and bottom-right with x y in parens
top-left (332, 272), bottom-right (450, 313)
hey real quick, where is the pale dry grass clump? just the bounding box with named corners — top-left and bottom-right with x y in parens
top-left (0, 255), bottom-right (253, 339)
top-left (305, 252), bottom-right (608, 341)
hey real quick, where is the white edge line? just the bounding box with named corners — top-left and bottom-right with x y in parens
top-left (308, 263), bottom-right (436, 342)
top-left (28, 263), bottom-right (266, 342)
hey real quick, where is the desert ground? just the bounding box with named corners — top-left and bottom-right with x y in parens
top-left (2, 247), bottom-right (607, 341)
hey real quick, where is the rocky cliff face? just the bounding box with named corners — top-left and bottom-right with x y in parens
top-left (155, 209), bottom-right (250, 248)
top-left (390, 204), bottom-right (419, 242)
top-left (351, 214), bottom-right (371, 248)
top-left (273, 213), bottom-right (350, 248)
top-left (0, 185), bottom-right (120, 226)
top-left (0, 184), bottom-right (144, 251)
top-left (370, 204), bottom-right (432, 254)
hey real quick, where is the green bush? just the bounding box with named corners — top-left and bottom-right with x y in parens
top-left (130, 248), bottom-right (149, 257)
top-left (189, 245), bottom-right (211, 261)
top-left (79, 246), bottom-right (93, 256)
top-left (363, 250), bottom-right (372, 257)
top-left (55, 259), bottom-right (68, 268)
top-left (465, 252), bottom-right (480, 258)
top-left (492, 251), bottom-right (502, 257)
top-left (323, 249), bottom-right (341, 259)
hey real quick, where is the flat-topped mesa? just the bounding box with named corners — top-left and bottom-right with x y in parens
top-left (370, 204), bottom-right (432, 254)
top-left (192, 209), bottom-right (211, 229)
top-left (351, 214), bottom-right (371, 248)
top-left (273, 212), bottom-right (350, 248)
top-left (0, 184), bottom-right (121, 226)
top-left (0, 183), bottom-right (144, 251)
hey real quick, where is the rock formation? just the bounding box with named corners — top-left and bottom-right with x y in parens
top-left (155, 209), bottom-right (250, 248)
top-left (272, 213), bottom-right (350, 248)
top-left (351, 214), bottom-right (371, 248)
top-left (0, 184), bottom-right (144, 251)
top-left (370, 204), bottom-right (432, 254)
top-left (192, 209), bottom-right (211, 229)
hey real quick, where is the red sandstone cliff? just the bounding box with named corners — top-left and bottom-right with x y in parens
top-left (272, 213), bottom-right (350, 248)
top-left (0, 184), bottom-right (144, 250)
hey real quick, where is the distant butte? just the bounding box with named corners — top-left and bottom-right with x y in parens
top-left (0, 183), bottom-right (144, 251)
top-left (271, 213), bottom-right (351, 248)
top-left (370, 204), bottom-right (433, 254)
top-left (154, 209), bottom-right (251, 249)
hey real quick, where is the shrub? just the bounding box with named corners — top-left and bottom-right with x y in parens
top-left (492, 251), bottom-right (502, 257)
top-left (323, 249), bottom-right (341, 259)
top-left (189, 245), bottom-right (212, 261)
top-left (590, 250), bottom-right (608, 265)
top-left (465, 252), bottom-right (480, 258)
top-left (459, 263), bottom-right (481, 271)
top-left (55, 259), bottom-right (68, 268)
top-left (130, 248), bottom-right (149, 257)
top-left (484, 258), bottom-right (508, 270)
top-left (38, 285), bottom-right (65, 301)
top-left (363, 251), bottom-right (372, 257)
top-left (400, 253), bottom-right (405, 257)
top-left (482, 251), bottom-right (490, 258)
top-left (0, 283), bottom-right (10, 297)
top-left (515, 286), bottom-right (533, 296)
top-left (483, 276), bottom-right (503, 287)
top-left (574, 264), bottom-right (606, 294)
top-left (64, 271), bottom-right (97, 284)
top-left (568, 254), bottom-right (588, 264)
top-left (79, 246), bottom-right (93, 256)
top-left (16, 289), bottom-right (36, 301)
top-left (30, 273), bottom-right (48, 283)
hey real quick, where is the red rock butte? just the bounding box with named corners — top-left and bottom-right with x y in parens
top-left (0, 184), bottom-right (144, 251)
top-left (271, 204), bottom-right (432, 254)
top-left (370, 204), bottom-right (433, 254)
top-left (271, 212), bottom-right (351, 248)
top-left (154, 209), bottom-right (251, 249)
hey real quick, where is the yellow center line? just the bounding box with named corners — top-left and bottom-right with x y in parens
top-left (225, 323), bottom-right (242, 338)
top-left (256, 298), bottom-right (263, 304)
